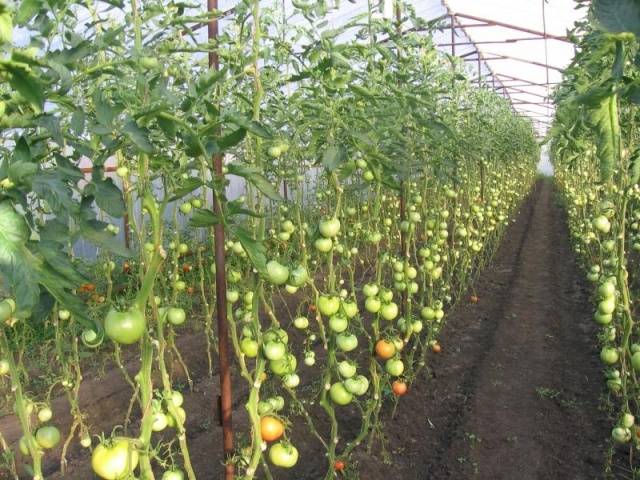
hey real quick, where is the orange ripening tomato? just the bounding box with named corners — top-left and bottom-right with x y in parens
top-left (308, 304), bottom-right (317, 313)
top-left (375, 339), bottom-right (396, 360)
top-left (123, 261), bottom-right (131, 274)
top-left (260, 416), bottom-right (284, 442)
top-left (186, 286), bottom-right (195, 295)
top-left (79, 283), bottom-right (96, 293)
top-left (432, 342), bottom-right (442, 353)
top-left (334, 460), bottom-right (346, 472)
top-left (392, 380), bottom-right (408, 397)
top-left (182, 264), bottom-right (192, 274)
top-left (470, 295), bottom-right (479, 304)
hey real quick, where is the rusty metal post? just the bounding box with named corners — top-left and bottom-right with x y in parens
top-left (207, 1), bottom-right (234, 479)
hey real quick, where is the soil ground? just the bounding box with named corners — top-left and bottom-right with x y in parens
top-left (1, 179), bottom-right (610, 479)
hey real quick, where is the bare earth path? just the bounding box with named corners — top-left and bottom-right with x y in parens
top-left (359, 179), bottom-right (608, 480)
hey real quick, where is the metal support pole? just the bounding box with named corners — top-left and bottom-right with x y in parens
top-left (207, 1), bottom-right (234, 479)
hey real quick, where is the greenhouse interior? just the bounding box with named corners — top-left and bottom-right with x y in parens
top-left (0, 0), bottom-right (638, 478)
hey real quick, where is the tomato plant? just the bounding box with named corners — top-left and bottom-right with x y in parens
top-left (0, 0), bottom-right (539, 478)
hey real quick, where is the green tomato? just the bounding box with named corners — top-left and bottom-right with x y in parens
top-left (152, 411), bottom-right (169, 432)
top-left (336, 333), bottom-right (358, 352)
top-left (283, 373), bottom-right (300, 388)
top-left (264, 328), bottom-right (288, 345)
top-left (385, 358), bottom-right (405, 376)
top-left (319, 218), bottom-right (341, 238)
top-left (241, 338), bottom-right (259, 358)
top-left (162, 470), bottom-right (185, 480)
top-left (293, 316), bottom-right (309, 329)
top-left (58, 309), bottom-right (71, 321)
top-left (421, 306), bottom-right (435, 320)
top-left (263, 341), bottom-right (286, 361)
top-left (270, 353), bottom-right (297, 376)
top-left (593, 215), bottom-right (611, 234)
top-left (380, 302), bottom-right (398, 321)
top-left (35, 425), bottom-right (60, 449)
top-left (289, 265), bottom-right (309, 287)
top-left (166, 307), bottom-right (186, 326)
top-left (594, 312), bottom-right (612, 325)
top-left (0, 299), bottom-right (16, 322)
top-left (329, 314), bottom-right (348, 333)
top-left (600, 347), bottom-right (619, 365)
top-left (612, 427), bottom-right (631, 444)
top-left (91, 438), bottom-right (140, 480)
top-left (0, 359), bottom-right (9, 376)
top-left (266, 260), bottom-right (290, 286)
top-left (318, 295), bottom-right (341, 316)
top-left (342, 300), bottom-right (358, 319)
top-left (631, 352), bottom-right (640, 372)
top-left (598, 298), bottom-right (616, 315)
top-left (329, 382), bottom-right (353, 406)
top-left (19, 436), bottom-right (30, 456)
top-left (105, 308), bottom-right (146, 345)
top-left (38, 407), bottom-right (53, 423)
top-left (269, 442), bottom-right (299, 468)
top-left (365, 296), bottom-right (381, 314)
top-left (598, 282), bottom-right (616, 298)
top-left (362, 283), bottom-right (379, 297)
top-left (338, 360), bottom-right (357, 379)
top-left (314, 237), bottom-right (333, 252)
top-left (169, 390), bottom-right (184, 408)
top-left (179, 202), bottom-right (192, 214)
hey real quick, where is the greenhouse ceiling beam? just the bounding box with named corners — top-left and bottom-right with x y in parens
top-left (496, 73), bottom-right (557, 87)
top-left (481, 52), bottom-right (564, 72)
top-left (442, 4), bottom-right (512, 106)
top-left (504, 86), bottom-right (549, 100)
top-left (453, 12), bottom-right (571, 43)
top-left (437, 37), bottom-right (547, 47)
top-left (503, 82), bottom-right (560, 88)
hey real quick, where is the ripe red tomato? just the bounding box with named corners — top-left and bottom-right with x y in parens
top-left (260, 416), bottom-right (284, 442)
top-left (335, 460), bottom-right (346, 472)
top-left (375, 339), bottom-right (396, 360)
top-left (392, 380), bottom-right (408, 396)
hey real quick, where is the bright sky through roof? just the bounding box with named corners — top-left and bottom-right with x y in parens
top-left (444, 0), bottom-right (583, 136)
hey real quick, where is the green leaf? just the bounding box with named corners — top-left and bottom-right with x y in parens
top-left (4, 61), bottom-right (43, 111)
top-left (169, 177), bottom-right (204, 202)
top-left (593, 0), bottom-right (640, 36)
top-left (32, 170), bottom-right (77, 215)
top-left (226, 163), bottom-right (283, 201)
top-left (229, 225), bottom-right (267, 276)
top-left (70, 110), bottom-right (85, 135)
top-left (223, 112), bottom-right (273, 139)
top-left (0, 201), bottom-right (40, 315)
top-left (79, 219), bottom-right (131, 257)
top-left (91, 176), bottom-right (126, 217)
top-left (34, 241), bottom-right (88, 288)
top-left (8, 162), bottom-right (38, 184)
top-left (630, 148), bottom-right (640, 184)
top-left (217, 128), bottom-right (247, 150)
top-left (0, 4), bottom-right (12, 44)
top-left (588, 94), bottom-right (620, 181)
top-left (321, 144), bottom-right (347, 171)
top-left (122, 119), bottom-right (154, 153)
top-left (15, 0), bottom-right (42, 24)
top-left (189, 208), bottom-right (221, 227)
top-left (93, 92), bottom-right (120, 126)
